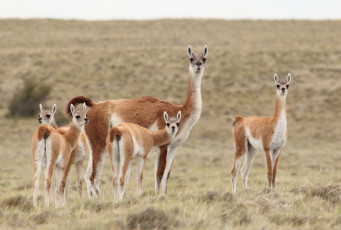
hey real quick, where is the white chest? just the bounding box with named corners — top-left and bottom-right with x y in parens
top-left (270, 111), bottom-right (287, 149)
top-left (170, 112), bottom-right (200, 147)
top-left (74, 140), bottom-right (86, 164)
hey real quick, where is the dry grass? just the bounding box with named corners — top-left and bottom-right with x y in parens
top-left (0, 19), bottom-right (340, 229)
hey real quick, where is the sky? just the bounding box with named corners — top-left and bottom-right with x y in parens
top-left (0, 0), bottom-right (340, 20)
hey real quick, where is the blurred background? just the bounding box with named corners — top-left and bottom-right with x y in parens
top-left (0, 1), bottom-right (340, 229)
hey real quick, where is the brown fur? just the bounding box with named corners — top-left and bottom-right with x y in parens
top-left (67, 80), bottom-right (192, 185)
top-left (37, 125), bottom-right (51, 140)
top-left (69, 97), bottom-right (181, 189)
top-left (66, 46), bottom-right (206, 195)
top-left (106, 113), bottom-right (179, 200)
top-left (232, 115), bottom-right (243, 127)
top-left (65, 96), bottom-right (95, 113)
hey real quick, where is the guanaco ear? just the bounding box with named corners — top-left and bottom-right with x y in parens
top-left (39, 104), bottom-right (44, 112)
top-left (176, 111), bottom-right (181, 121)
top-left (202, 45), bottom-right (208, 57)
top-left (82, 102), bottom-right (87, 111)
top-left (187, 45), bottom-right (193, 59)
top-left (163, 111), bottom-right (169, 122)
top-left (51, 104), bottom-right (57, 115)
top-left (70, 104), bottom-right (75, 115)
top-left (274, 74), bottom-right (279, 84)
top-left (287, 73), bottom-right (291, 84)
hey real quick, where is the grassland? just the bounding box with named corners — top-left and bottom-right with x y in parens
top-left (0, 19), bottom-right (340, 229)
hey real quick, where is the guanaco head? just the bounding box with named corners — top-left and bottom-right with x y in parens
top-left (38, 104), bottom-right (56, 125)
top-left (163, 111), bottom-right (181, 136)
top-left (70, 103), bottom-right (88, 129)
top-left (274, 73), bottom-right (291, 97)
top-left (187, 45), bottom-right (208, 74)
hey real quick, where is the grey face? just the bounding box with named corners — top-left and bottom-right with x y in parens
top-left (166, 117), bottom-right (180, 134)
top-left (38, 104), bottom-right (56, 125)
top-left (276, 80), bottom-right (289, 96)
top-left (38, 112), bottom-right (53, 125)
top-left (70, 103), bottom-right (89, 126)
top-left (187, 45), bottom-right (208, 73)
top-left (164, 111), bottom-right (181, 135)
top-left (274, 74), bottom-right (291, 96)
top-left (190, 54), bottom-right (206, 72)
top-left (73, 109), bottom-right (88, 126)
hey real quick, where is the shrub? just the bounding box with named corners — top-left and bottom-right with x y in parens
top-left (8, 78), bottom-right (51, 117)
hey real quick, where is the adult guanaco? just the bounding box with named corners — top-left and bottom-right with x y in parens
top-left (66, 45), bottom-right (207, 196)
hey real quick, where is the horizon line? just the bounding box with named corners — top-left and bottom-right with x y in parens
top-left (1, 17), bottom-right (341, 21)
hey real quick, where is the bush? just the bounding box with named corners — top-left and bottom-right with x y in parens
top-left (8, 78), bottom-right (51, 117)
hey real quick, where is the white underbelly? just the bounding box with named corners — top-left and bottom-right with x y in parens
top-left (245, 126), bottom-right (264, 151)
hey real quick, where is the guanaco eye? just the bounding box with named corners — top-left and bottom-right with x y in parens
top-left (189, 58), bottom-right (194, 62)
top-left (76, 115), bottom-right (81, 119)
top-left (286, 85), bottom-right (289, 89)
top-left (203, 58), bottom-right (206, 62)
top-left (46, 114), bottom-right (51, 118)
top-left (176, 122), bottom-right (179, 127)
top-left (276, 85), bottom-right (280, 89)
top-left (166, 123), bottom-right (170, 127)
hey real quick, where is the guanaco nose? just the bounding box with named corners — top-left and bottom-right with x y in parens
top-left (196, 62), bottom-right (201, 66)
top-left (281, 88), bottom-right (285, 93)
top-left (84, 118), bottom-right (89, 124)
top-left (172, 126), bottom-right (175, 131)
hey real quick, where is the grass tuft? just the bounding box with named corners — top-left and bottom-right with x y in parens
top-left (31, 210), bottom-right (55, 224)
top-left (1, 195), bottom-right (33, 211)
top-left (13, 183), bottom-right (32, 191)
top-left (126, 206), bottom-right (179, 230)
top-left (311, 185), bottom-right (341, 205)
top-left (291, 184), bottom-right (341, 205)
top-left (270, 213), bottom-right (318, 226)
top-left (199, 191), bottom-right (234, 203)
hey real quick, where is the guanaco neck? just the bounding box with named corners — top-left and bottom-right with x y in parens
top-left (50, 119), bottom-right (58, 129)
top-left (64, 123), bottom-right (83, 149)
top-left (150, 128), bottom-right (173, 147)
top-left (182, 66), bottom-right (203, 123)
top-left (273, 94), bottom-right (287, 123)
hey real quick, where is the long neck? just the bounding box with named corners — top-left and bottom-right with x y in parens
top-left (64, 123), bottom-right (82, 149)
top-left (273, 94), bottom-right (287, 122)
top-left (150, 128), bottom-right (173, 147)
top-left (50, 119), bottom-right (58, 129)
top-left (183, 66), bottom-right (203, 121)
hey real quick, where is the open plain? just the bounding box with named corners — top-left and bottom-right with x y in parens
top-left (0, 19), bottom-right (340, 229)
